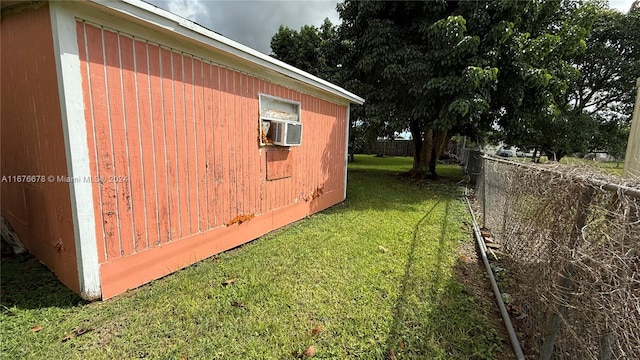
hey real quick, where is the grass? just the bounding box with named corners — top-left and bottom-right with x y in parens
top-left (1, 155), bottom-right (504, 359)
top-left (558, 157), bottom-right (624, 176)
top-left (509, 155), bottom-right (624, 176)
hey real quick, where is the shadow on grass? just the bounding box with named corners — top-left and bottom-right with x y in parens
top-left (384, 199), bottom-right (445, 353)
top-left (349, 155), bottom-right (464, 179)
top-left (1, 155), bottom-right (506, 359)
top-left (0, 156), bottom-right (464, 316)
top-left (1, 254), bottom-right (86, 311)
top-left (382, 197), bottom-right (502, 359)
top-left (345, 158), bottom-right (465, 215)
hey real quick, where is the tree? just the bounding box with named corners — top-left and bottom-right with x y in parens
top-left (270, 19), bottom-right (342, 83)
top-left (561, 5), bottom-right (639, 158)
top-left (338, 1), bottom-right (499, 177)
top-left (477, 1), bottom-right (592, 161)
top-left (337, 0), bottom-right (595, 174)
top-left (270, 1), bottom-right (635, 169)
top-left (493, 2), bottom-right (640, 161)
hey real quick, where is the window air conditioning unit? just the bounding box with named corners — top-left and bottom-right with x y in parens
top-left (270, 119), bottom-right (303, 146)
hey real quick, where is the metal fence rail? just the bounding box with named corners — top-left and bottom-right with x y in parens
top-left (466, 153), bottom-right (639, 359)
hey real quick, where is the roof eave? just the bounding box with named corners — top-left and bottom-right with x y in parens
top-left (89, 0), bottom-right (364, 105)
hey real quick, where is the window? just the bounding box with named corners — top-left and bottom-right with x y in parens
top-left (259, 94), bottom-right (302, 147)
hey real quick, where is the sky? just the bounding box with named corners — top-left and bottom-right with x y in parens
top-left (147, 0), bottom-right (340, 54)
top-left (147, 0), bottom-right (636, 55)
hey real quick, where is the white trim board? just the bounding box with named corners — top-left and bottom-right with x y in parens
top-left (344, 104), bottom-right (350, 201)
top-left (88, 0), bottom-right (364, 106)
top-left (50, 2), bottom-right (102, 300)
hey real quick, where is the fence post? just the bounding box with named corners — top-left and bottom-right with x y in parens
top-left (539, 186), bottom-right (595, 360)
top-left (599, 333), bottom-right (614, 360)
top-left (482, 156), bottom-right (487, 229)
top-left (501, 167), bottom-right (510, 241)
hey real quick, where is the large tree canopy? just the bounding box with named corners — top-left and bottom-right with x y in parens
top-left (562, 5), bottom-right (640, 160)
top-left (495, 2), bottom-right (640, 161)
top-left (338, 1), bottom-right (504, 176)
top-left (270, 0), bottom-right (639, 172)
top-left (337, 0), bottom-right (593, 174)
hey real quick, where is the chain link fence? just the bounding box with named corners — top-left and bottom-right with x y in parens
top-left (466, 153), bottom-right (639, 359)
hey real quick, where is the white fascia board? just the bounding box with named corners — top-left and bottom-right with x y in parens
top-left (50, 2), bottom-right (102, 300)
top-left (344, 104), bottom-right (350, 201)
top-left (88, 0), bottom-right (365, 105)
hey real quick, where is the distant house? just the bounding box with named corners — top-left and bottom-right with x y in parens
top-left (1, 0), bottom-right (363, 299)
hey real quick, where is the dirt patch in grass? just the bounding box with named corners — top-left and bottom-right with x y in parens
top-left (92, 316), bottom-right (127, 348)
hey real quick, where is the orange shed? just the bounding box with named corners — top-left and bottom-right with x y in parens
top-left (1, 0), bottom-right (363, 300)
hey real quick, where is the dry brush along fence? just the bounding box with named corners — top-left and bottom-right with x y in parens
top-left (472, 155), bottom-right (639, 360)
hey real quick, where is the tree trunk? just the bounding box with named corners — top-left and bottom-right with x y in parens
top-left (428, 129), bottom-right (448, 177)
top-left (410, 123), bottom-right (424, 175)
top-left (420, 128), bottom-right (434, 175)
top-left (409, 127), bottom-right (450, 178)
top-left (442, 135), bottom-right (451, 157)
top-left (543, 147), bottom-right (566, 163)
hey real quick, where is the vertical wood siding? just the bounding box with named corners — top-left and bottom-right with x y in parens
top-left (77, 21), bottom-right (347, 264)
top-left (1, 4), bottom-right (80, 292)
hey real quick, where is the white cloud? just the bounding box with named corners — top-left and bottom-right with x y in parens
top-left (147, 0), bottom-right (339, 54)
top-left (166, 0), bottom-right (209, 22)
top-left (609, 0), bottom-right (635, 13)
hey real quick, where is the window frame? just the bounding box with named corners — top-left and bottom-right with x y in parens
top-left (258, 93), bottom-right (301, 147)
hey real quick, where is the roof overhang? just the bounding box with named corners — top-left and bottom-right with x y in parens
top-left (87, 0), bottom-right (364, 105)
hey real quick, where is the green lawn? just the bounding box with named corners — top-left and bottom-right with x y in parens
top-left (1, 155), bottom-right (504, 359)
top-left (510, 155), bottom-right (624, 176)
top-left (558, 157), bottom-right (624, 176)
